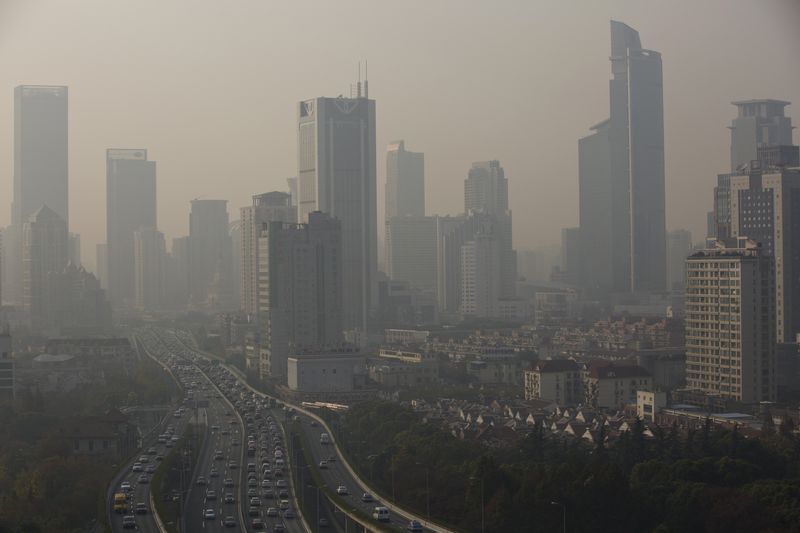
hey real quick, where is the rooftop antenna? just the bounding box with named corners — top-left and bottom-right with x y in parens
top-left (364, 60), bottom-right (369, 98)
top-left (357, 61), bottom-right (362, 98)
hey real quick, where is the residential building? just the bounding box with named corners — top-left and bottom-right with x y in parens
top-left (578, 21), bottom-right (665, 295)
top-left (385, 140), bottom-right (424, 220)
top-left (22, 205), bottom-right (68, 332)
top-left (240, 192), bottom-right (296, 317)
top-left (258, 212), bottom-right (343, 380)
top-left (524, 359), bottom-right (583, 405)
top-left (684, 239), bottom-right (776, 403)
top-left (0, 328), bottom-right (13, 402)
top-left (105, 149), bottom-right (157, 307)
top-left (637, 390), bottom-right (667, 422)
top-left (583, 362), bottom-right (652, 409)
top-left (297, 90), bottom-right (377, 334)
top-left (133, 227), bottom-right (166, 311)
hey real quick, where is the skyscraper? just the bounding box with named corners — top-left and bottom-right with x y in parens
top-left (685, 239), bottom-right (775, 403)
top-left (106, 149), bottom-right (157, 306)
top-left (257, 212), bottom-right (343, 380)
top-left (297, 89), bottom-right (377, 333)
top-left (666, 229), bottom-right (692, 292)
top-left (22, 206), bottom-right (68, 331)
top-left (133, 227), bottom-right (166, 311)
top-left (240, 192), bottom-right (296, 317)
top-left (385, 216), bottom-right (438, 294)
top-left (730, 100), bottom-right (793, 172)
top-left (189, 199), bottom-right (231, 308)
top-left (579, 21), bottom-right (665, 294)
top-left (6, 86), bottom-right (69, 305)
top-left (385, 140), bottom-right (424, 220)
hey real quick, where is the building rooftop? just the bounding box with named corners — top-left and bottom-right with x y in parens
top-left (534, 359), bottom-right (580, 373)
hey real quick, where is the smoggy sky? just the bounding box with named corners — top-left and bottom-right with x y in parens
top-left (1, 0), bottom-right (799, 271)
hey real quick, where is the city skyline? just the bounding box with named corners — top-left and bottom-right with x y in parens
top-left (1, 1), bottom-right (798, 273)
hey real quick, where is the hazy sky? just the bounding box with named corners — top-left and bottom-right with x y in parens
top-left (1, 0), bottom-right (799, 270)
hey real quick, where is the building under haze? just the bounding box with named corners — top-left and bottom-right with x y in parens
top-left (189, 199), bottom-right (232, 309)
top-left (385, 215), bottom-right (438, 295)
top-left (385, 140), bottom-right (424, 220)
top-left (579, 21), bottom-right (665, 295)
top-left (730, 99), bottom-right (794, 172)
top-left (240, 192), bottom-right (296, 318)
top-left (685, 239), bottom-right (775, 403)
top-left (106, 149), bottom-right (157, 307)
top-left (257, 212), bottom-right (343, 380)
top-left (133, 227), bottom-right (166, 311)
top-left (4, 86), bottom-right (69, 306)
top-left (22, 205), bottom-right (68, 332)
top-left (666, 229), bottom-right (692, 292)
top-left (297, 89), bottom-right (377, 334)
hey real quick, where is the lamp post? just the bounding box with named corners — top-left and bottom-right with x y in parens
top-left (470, 476), bottom-right (484, 533)
top-left (551, 500), bottom-right (566, 533)
top-left (415, 462), bottom-right (430, 519)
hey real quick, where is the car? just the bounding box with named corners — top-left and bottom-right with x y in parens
top-left (214, 450), bottom-right (224, 460)
top-left (261, 479), bottom-right (271, 488)
top-left (252, 518), bottom-right (266, 529)
top-left (155, 454), bottom-right (164, 461)
top-left (407, 520), bottom-right (423, 532)
top-left (274, 525), bottom-right (285, 533)
top-left (145, 464), bottom-right (156, 474)
top-left (132, 463), bottom-right (143, 472)
top-left (206, 489), bottom-right (217, 500)
top-left (122, 515), bottom-right (137, 529)
top-left (275, 479), bottom-right (287, 488)
top-left (318, 460), bottom-right (328, 469)
top-left (361, 492), bottom-right (373, 502)
top-left (223, 516), bottom-right (236, 528)
top-left (204, 508), bottom-right (216, 520)
top-left (319, 517), bottom-right (329, 527)
top-left (248, 478), bottom-right (258, 487)
top-left (147, 447), bottom-right (157, 455)
top-left (138, 456), bottom-right (149, 463)
top-left (327, 455), bottom-right (336, 463)
top-left (336, 485), bottom-right (348, 495)
top-left (120, 481), bottom-right (132, 492)
top-left (137, 474), bottom-right (149, 484)
top-left (278, 489), bottom-right (289, 499)
top-left (284, 508), bottom-right (295, 519)
top-left (135, 502), bottom-right (147, 514)
top-left (224, 493), bottom-right (235, 504)
top-left (196, 476), bottom-right (208, 486)
top-left (250, 497), bottom-right (262, 507)
top-left (224, 478), bottom-right (235, 488)
top-left (248, 488), bottom-right (258, 497)
top-left (266, 507), bottom-right (278, 517)
top-left (279, 499), bottom-right (290, 510)
top-left (263, 487), bottom-right (275, 498)
top-left (373, 507), bottom-right (390, 522)
top-left (228, 461), bottom-right (238, 469)
top-left (248, 507), bottom-right (261, 517)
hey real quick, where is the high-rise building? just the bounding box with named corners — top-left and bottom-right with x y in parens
top-left (385, 140), bottom-right (424, 220)
top-left (167, 236), bottom-right (190, 308)
top-left (22, 205), bottom-right (68, 331)
top-left (257, 212), bottom-right (343, 380)
top-left (578, 21), bottom-right (665, 294)
top-left (286, 177), bottom-right (298, 208)
top-left (730, 100), bottom-right (793, 172)
top-left (464, 160), bottom-right (508, 215)
top-left (560, 227), bottom-right (581, 286)
top-left (385, 216), bottom-right (437, 294)
top-left (96, 243), bottom-right (108, 290)
top-left (297, 90), bottom-right (377, 333)
top-left (6, 86), bottom-right (69, 305)
top-left (240, 192), bottom-right (296, 317)
top-left (68, 232), bottom-right (81, 267)
top-left (666, 229), bottom-right (692, 292)
top-left (106, 149), bottom-right (157, 306)
top-left (685, 239), bottom-right (775, 403)
top-left (47, 262), bottom-right (112, 335)
top-left (133, 228), bottom-right (166, 311)
top-left (460, 230), bottom-right (502, 319)
top-left (229, 220), bottom-right (242, 310)
top-left (189, 200), bottom-right (231, 308)
top-left (0, 328), bottom-right (14, 403)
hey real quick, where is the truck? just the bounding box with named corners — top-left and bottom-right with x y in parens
top-left (113, 492), bottom-right (128, 514)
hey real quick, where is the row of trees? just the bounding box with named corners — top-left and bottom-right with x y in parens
top-left (341, 401), bottom-right (800, 533)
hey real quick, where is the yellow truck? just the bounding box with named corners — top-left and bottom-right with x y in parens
top-left (113, 492), bottom-right (128, 514)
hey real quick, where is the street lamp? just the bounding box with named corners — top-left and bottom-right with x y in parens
top-left (470, 476), bottom-right (484, 533)
top-left (551, 500), bottom-right (566, 533)
top-left (415, 462), bottom-right (430, 519)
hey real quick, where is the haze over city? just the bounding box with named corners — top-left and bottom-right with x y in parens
top-left (1, 0), bottom-right (798, 271)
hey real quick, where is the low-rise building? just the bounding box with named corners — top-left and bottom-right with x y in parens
top-left (384, 329), bottom-right (430, 346)
top-left (287, 353), bottom-right (365, 393)
top-left (637, 390), bottom-right (667, 422)
top-left (524, 359), bottom-right (583, 405)
top-left (584, 362), bottom-right (652, 409)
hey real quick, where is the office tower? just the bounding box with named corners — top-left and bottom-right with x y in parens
top-left (730, 168), bottom-right (800, 343)
top-left (105, 149), bottom-right (157, 306)
top-left (730, 100), bottom-right (793, 172)
top-left (229, 220), bottom-right (242, 310)
top-left (579, 21), bottom-right (665, 294)
top-left (68, 232), bottom-right (81, 266)
top-left (560, 227), bottom-right (581, 285)
top-left (133, 228), bottom-right (166, 311)
top-left (0, 328), bottom-right (13, 402)
top-left (189, 200), bottom-right (231, 308)
top-left (385, 216), bottom-right (437, 294)
top-left (22, 206), bottom-right (68, 331)
top-left (685, 239), bottom-right (775, 402)
top-left (240, 192), bottom-right (296, 317)
top-left (6, 86), bottom-right (69, 305)
top-left (167, 236), bottom-right (190, 308)
top-left (385, 140), bottom-right (424, 220)
top-left (463, 160), bottom-right (517, 300)
top-left (297, 89), bottom-right (377, 334)
top-left (257, 212), bottom-right (343, 380)
top-left (286, 177), bottom-right (298, 208)
top-left (96, 243), bottom-right (108, 290)
top-left (666, 229), bottom-right (692, 292)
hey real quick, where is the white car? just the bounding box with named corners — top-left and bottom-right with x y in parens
top-left (204, 508), bottom-right (216, 520)
top-left (336, 485), bottom-right (348, 495)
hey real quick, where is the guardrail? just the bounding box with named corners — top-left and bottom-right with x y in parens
top-left (176, 338), bottom-right (457, 533)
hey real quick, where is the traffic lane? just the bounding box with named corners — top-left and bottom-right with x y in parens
top-left (299, 419), bottom-right (413, 531)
